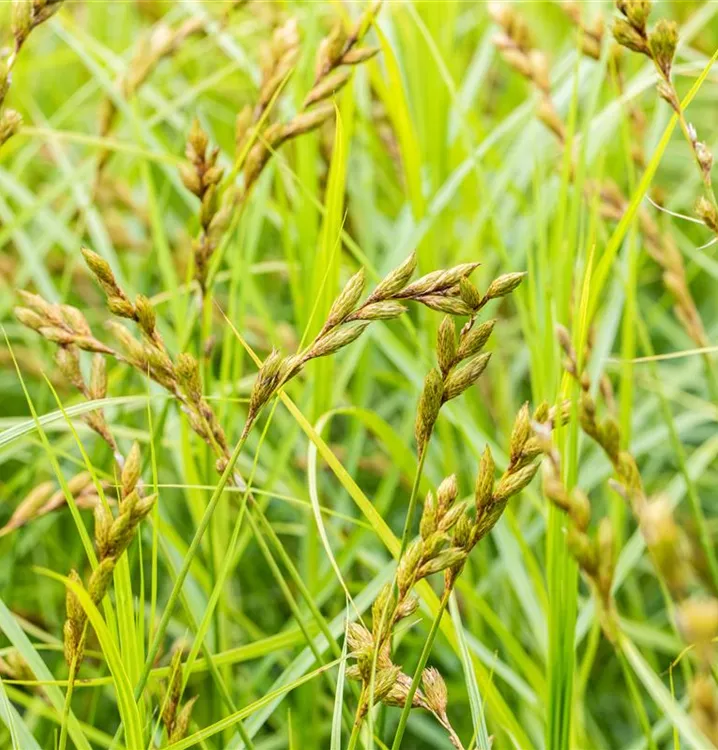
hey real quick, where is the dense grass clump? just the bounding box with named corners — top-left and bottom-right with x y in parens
top-left (2, 1), bottom-right (718, 748)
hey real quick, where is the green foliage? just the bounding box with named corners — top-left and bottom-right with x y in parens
top-left (2, 1), bottom-right (718, 749)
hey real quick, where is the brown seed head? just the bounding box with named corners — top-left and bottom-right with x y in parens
top-left (422, 667), bottom-right (448, 716)
top-left (368, 253), bottom-right (417, 302)
top-left (494, 462), bottom-right (539, 502)
top-left (415, 368), bottom-right (444, 452)
top-left (457, 319), bottom-right (495, 361)
top-left (695, 196), bottom-right (718, 233)
top-left (442, 352), bottom-right (491, 402)
top-left (475, 445), bottom-right (496, 510)
top-left (437, 317), bottom-right (457, 375)
top-left (647, 19), bottom-right (678, 78)
top-left (485, 272), bottom-right (526, 300)
top-left (612, 18), bottom-right (649, 55)
top-left (324, 269), bottom-right (366, 331)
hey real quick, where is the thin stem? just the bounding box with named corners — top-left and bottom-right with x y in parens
top-left (391, 588), bottom-right (453, 750)
top-left (131, 421), bottom-right (252, 704)
top-left (58, 627), bottom-right (85, 750)
top-left (347, 696), bottom-right (367, 750)
top-left (360, 446), bottom-right (430, 741)
top-left (398, 448), bottom-right (428, 556)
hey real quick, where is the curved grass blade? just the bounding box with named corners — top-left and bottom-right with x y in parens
top-left (34, 569), bottom-right (144, 750)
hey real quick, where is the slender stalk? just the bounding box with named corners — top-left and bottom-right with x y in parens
top-left (131, 423), bottom-right (251, 704)
top-left (390, 588), bottom-right (453, 750)
top-left (58, 630), bottom-right (84, 750)
top-left (398, 449), bottom-right (428, 556)
top-left (364, 443), bottom-right (430, 740)
top-left (347, 699), bottom-right (366, 750)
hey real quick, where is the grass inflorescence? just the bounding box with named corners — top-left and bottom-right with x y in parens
top-left (2, 1), bottom-right (718, 748)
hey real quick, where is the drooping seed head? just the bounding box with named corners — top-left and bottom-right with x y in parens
top-left (82, 248), bottom-right (124, 299)
top-left (373, 665), bottom-right (402, 704)
top-left (176, 352), bottom-right (203, 404)
top-left (304, 68), bottom-right (353, 109)
top-left (695, 142), bottom-right (714, 187)
top-left (640, 497), bottom-right (689, 594)
top-left (14, 306), bottom-right (45, 331)
top-left (422, 667), bottom-right (449, 716)
top-left (315, 20), bottom-right (347, 79)
top-left (89, 355), bottom-right (107, 400)
top-left (570, 488), bottom-right (591, 532)
top-left (452, 510), bottom-right (473, 548)
top-left (395, 595), bottom-right (419, 620)
top-left (65, 569), bottom-right (84, 623)
top-left (458, 277), bottom-right (483, 310)
top-left (346, 622), bottom-right (373, 655)
top-left (12, 0), bottom-right (32, 49)
top-left (186, 117), bottom-right (208, 163)
top-left (566, 526), bottom-right (598, 576)
top-left (282, 103), bottom-right (335, 140)
top-left (342, 46), bottom-right (380, 66)
top-left (612, 18), bottom-right (649, 55)
top-left (179, 163), bottom-right (202, 196)
top-left (134, 295), bottom-right (156, 337)
top-left (107, 296), bottom-right (136, 319)
top-left (616, 0), bottom-right (652, 33)
top-left (55, 347), bottom-right (85, 392)
top-left (399, 263), bottom-right (480, 299)
top-left (437, 502), bottom-right (465, 533)
top-left (695, 196), bottom-right (718, 233)
top-left (647, 19), bottom-right (677, 78)
top-left (247, 349), bottom-right (287, 418)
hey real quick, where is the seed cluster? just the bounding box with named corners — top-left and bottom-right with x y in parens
top-left (179, 119), bottom-right (232, 293)
top-left (173, 4), bottom-right (383, 300)
top-left (490, 1), bottom-right (712, 353)
top-left (245, 256), bottom-right (508, 432)
top-left (611, 0), bottom-right (718, 239)
top-left (414, 271), bottom-right (525, 454)
top-left (237, 3), bottom-right (381, 198)
top-left (0, 472), bottom-right (102, 537)
top-left (160, 650), bottom-right (198, 744)
top-left (347, 401), bottom-right (566, 748)
top-left (64, 443), bottom-right (157, 667)
top-left (556, 325), bottom-right (718, 739)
